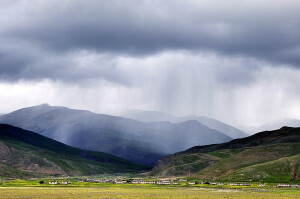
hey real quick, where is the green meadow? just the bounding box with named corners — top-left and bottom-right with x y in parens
top-left (0, 180), bottom-right (299, 199)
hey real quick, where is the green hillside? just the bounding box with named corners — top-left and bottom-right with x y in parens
top-left (151, 127), bottom-right (300, 182)
top-left (225, 154), bottom-right (299, 182)
top-left (0, 124), bottom-right (149, 179)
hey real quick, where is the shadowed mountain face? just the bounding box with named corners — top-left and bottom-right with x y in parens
top-left (151, 127), bottom-right (300, 182)
top-left (0, 124), bottom-right (149, 178)
top-left (120, 109), bottom-right (248, 139)
top-left (0, 104), bottom-right (232, 166)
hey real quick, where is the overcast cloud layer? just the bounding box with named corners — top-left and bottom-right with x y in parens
top-left (0, 0), bottom-right (300, 127)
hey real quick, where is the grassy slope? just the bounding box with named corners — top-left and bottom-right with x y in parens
top-left (227, 154), bottom-right (300, 182)
top-left (151, 153), bottom-right (220, 176)
top-left (0, 164), bottom-right (30, 179)
top-left (151, 127), bottom-right (300, 182)
top-left (0, 124), bottom-right (149, 179)
top-left (197, 143), bottom-right (300, 181)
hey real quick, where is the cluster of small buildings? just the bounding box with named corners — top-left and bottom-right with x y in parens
top-left (84, 179), bottom-right (115, 183)
top-left (228, 182), bottom-right (250, 186)
top-left (156, 180), bottom-right (171, 185)
top-left (80, 179), bottom-right (252, 186)
top-left (113, 179), bottom-right (129, 184)
top-left (79, 178), bottom-right (253, 186)
top-left (277, 184), bottom-right (299, 188)
top-left (48, 181), bottom-right (71, 185)
top-left (75, 178), bottom-right (300, 188)
top-left (129, 179), bottom-right (156, 184)
top-left (201, 181), bottom-right (224, 185)
top-left (257, 183), bottom-right (265, 186)
top-left (80, 178), bottom-right (181, 185)
top-left (117, 179), bottom-right (181, 185)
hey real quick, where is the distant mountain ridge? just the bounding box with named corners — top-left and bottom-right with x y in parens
top-left (120, 109), bottom-right (248, 139)
top-left (239, 119), bottom-right (300, 135)
top-left (0, 104), bottom-right (232, 166)
top-left (151, 127), bottom-right (300, 182)
top-left (0, 124), bottom-right (148, 178)
top-left (247, 119), bottom-right (300, 134)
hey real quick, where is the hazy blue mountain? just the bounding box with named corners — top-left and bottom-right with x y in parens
top-left (120, 110), bottom-right (248, 139)
top-left (0, 104), bottom-right (232, 166)
top-left (120, 109), bottom-right (177, 122)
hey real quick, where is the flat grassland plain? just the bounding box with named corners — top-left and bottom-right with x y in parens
top-left (0, 180), bottom-right (299, 199)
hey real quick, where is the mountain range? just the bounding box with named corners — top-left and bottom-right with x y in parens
top-left (120, 109), bottom-right (248, 139)
top-left (0, 124), bottom-right (148, 179)
top-left (0, 104), bottom-right (299, 182)
top-left (151, 126), bottom-right (300, 182)
top-left (0, 104), bottom-right (235, 166)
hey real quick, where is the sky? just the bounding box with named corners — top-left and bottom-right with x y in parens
top-left (0, 0), bottom-right (300, 127)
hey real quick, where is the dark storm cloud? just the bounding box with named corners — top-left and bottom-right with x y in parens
top-left (0, 0), bottom-right (300, 83)
top-left (0, 43), bottom-right (129, 84)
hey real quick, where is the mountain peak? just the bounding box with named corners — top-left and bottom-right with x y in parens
top-left (39, 103), bottom-right (50, 106)
top-left (279, 126), bottom-right (293, 130)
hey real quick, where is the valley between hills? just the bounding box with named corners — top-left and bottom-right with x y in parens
top-left (0, 105), bottom-right (299, 185)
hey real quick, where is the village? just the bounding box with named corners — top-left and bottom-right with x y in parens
top-left (46, 178), bottom-right (299, 188)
